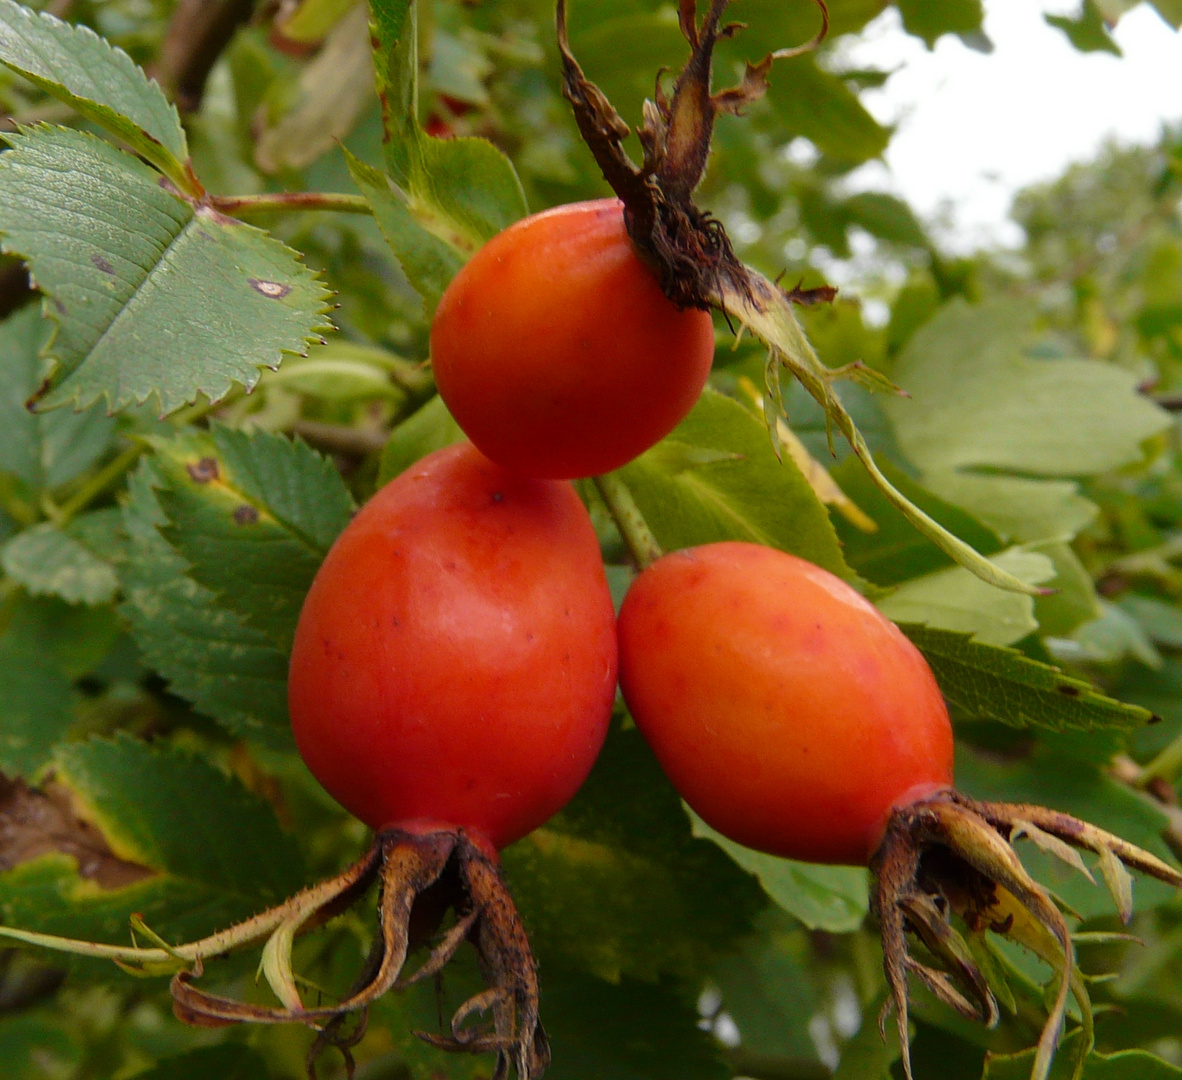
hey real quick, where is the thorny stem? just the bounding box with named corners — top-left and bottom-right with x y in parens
top-left (592, 473), bottom-right (663, 569)
top-left (210, 193), bottom-right (374, 218)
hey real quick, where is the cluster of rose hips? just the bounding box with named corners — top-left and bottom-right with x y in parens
top-left (285, 195), bottom-right (1182, 1080)
top-left (295, 196), bottom-right (950, 885)
top-left (286, 199), bottom-right (963, 1078)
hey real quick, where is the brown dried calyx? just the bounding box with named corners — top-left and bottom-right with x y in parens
top-left (557, 0), bottom-right (830, 311)
top-left (873, 789), bottom-right (1182, 1080)
top-left (169, 828), bottom-right (548, 1080)
top-left (0, 826), bottom-right (546, 1080)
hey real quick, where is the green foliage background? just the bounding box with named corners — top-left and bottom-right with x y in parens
top-left (0, 0), bottom-right (1180, 1078)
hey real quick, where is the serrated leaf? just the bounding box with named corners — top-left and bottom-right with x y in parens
top-left (0, 125), bottom-right (333, 415)
top-left (901, 623), bottom-right (1155, 734)
top-left (365, 0), bottom-right (527, 305)
top-left (347, 148), bottom-right (464, 315)
top-left (120, 461), bottom-right (292, 748)
top-left (614, 388), bottom-right (851, 579)
top-left (0, 735), bottom-right (304, 948)
top-left (0, 631), bottom-right (74, 778)
top-left (148, 425), bottom-right (354, 651)
top-left (0, 0), bottom-right (191, 190)
top-left (688, 810), bottom-right (869, 933)
top-left (879, 548), bottom-right (1055, 646)
top-left (0, 305), bottom-right (114, 495)
top-left (1, 517), bottom-right (118, 605)
top-left (885, 299), bottom-right (1170, 480)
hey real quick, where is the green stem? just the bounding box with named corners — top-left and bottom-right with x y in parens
top-left (1141, 734), bottom-right (1182, 786)
top-left (210, 192), bottom-right (373, 218)
top-left (593, 473), bottom-right (663, 569)
top-left (57, 443), bottom-right (145, 525)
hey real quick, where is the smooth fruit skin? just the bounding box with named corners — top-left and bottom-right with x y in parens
top-left (288, 442), bottom-right (618, 850)
top-left (430, 199), bottom-right (715, 480)
top-left (618, 542), bottom-right (954, 866)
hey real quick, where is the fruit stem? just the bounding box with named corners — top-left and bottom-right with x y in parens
top-left (593, 472), bottom-right (663, 568)
top-left (208, 192), bottom-right (374, 218)
top-left (1139, 733), bottom-right (1182, 787)
top-left (56, 442), bottom-right (145, 525)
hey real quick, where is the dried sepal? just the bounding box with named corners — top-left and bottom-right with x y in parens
top-left (871, 789), bottom-right (1181, 1080)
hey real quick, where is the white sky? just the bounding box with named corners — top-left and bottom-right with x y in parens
top-left (838, 0), bottom-right (1182, 251)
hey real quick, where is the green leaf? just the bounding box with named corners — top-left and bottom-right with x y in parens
top-left (503, 725), bottom-right (765, 984)
top-left (956, 743), bottom-right (1177, 916)
top-left (0, 126), bottom-right (333, 416)
top-left (1118, 594), bottom-right (1182, 648)
top-left (254, 3), bottom-right (374, 173)
top-left (364, 0), bottom-right (527, 305)
top-left (1032, 541), bottom-right (1102, 639)
top-left (0, 0), bottom-right (191, 190)
top-left (983, 1032), bottom-right (1182, 1079)
top-left (1, 516), bottom-right (119, 605)
top-left (877, 547), bottom-right (1055, 646)
top-left (125, 1046), bottom-right (273, 1080)
top-left (120, 461), bottom-right (292, 748)
top-left (1046, 1), bottom-right (1122, 56)
top-left (0, 306), bottom-right (114, 495)
top-left (833, 1001), bottom-right (902, 1079)
top-left (615, 389), bottom-right (851, 579)
top-left (378, 393), bottom-right (465, 484)
top-left (542, 965), bottom-right (728, 1080)
top-left (148, 425), bottom-right (354, 652)
top-left (707, 913), bottom-right (822, 1063)
top-left (896, 0), bottom-right (984, 46)
top-left (0, 734), bottom-right (304, 948)
top-left (830, 455), bottom-right (1004, 587)
top-left (765, 56), bottom-right (890, 163)
top-left (0, 630), bottom-right (74, 778)
top-left (346, 148), bottom-right (464, 315)
top-left (885, 299), bottom-right (1170, 479)
top-left (921, 470), bottom-right (1098, 545)
top-left (2, 591), bottom-right (121, 679)
top-left (1150, 0), bottom-right (1182, 28)
top-left (841, 192), bottom-right (929, 248)
top-left (688, 810), bottom-right (868, 933)
top-left (900, 623), bottom-right (1156, 734)
top-left (0, 1012), bottom-right (80, 1080)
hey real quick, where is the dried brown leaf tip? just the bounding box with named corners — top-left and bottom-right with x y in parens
top-left (556, 0), bottom-right (829, 310)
